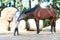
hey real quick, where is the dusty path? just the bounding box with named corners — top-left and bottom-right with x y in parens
top-left (0, 31), bottom-right (60, 40)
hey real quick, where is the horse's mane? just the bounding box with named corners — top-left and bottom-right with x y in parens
top-left (25, 5), bottom-right (39, 14)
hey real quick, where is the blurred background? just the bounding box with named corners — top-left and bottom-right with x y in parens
top-left (0, 0), bottom-right (60, 17)
top-left (0, 0), bottom-right (60, 32)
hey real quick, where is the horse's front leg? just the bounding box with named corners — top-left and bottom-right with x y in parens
top-left (35, 18), bottom-right (40, 34)
top-left (36, 23), bottom-right (40, 34)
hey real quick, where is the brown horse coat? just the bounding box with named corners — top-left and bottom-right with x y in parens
top-left (18, 5), bottom-right (57, 34)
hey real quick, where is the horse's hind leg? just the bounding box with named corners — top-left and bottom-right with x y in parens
top-left (50, 19), bottom-right (56, 33)
top-left (53, 20), bottom-right (56, 32)
top-left (50, 19), bottom-right (54, 33)
top-left (50, 23), bottom-right (53, 32)
top-left (50, 26), bottom-right (53, 32)
top-left (54, 25), bottom-right (56, 32)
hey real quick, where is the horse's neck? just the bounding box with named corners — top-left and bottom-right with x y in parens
top-left (26, 13), bottom-right (33, 17)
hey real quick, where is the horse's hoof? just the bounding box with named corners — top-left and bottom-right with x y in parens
top-left (37, 32), bottom-right (39, 34)
top-left (37, 32), bottom-right (40, 34)
top-left (14, 34), bottom-right (16, 36)
top-left (17, 34), bottom-right (19, 35)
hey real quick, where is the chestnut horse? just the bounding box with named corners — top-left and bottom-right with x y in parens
top-left (18, 5), bottom-right (57, 34)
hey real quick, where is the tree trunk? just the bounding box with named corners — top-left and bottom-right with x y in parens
top-left (20, 0), bottom-right (22, 2)
top-left (14, 0), bottom-right (16, 7)
top-left (0, 0), bottom-right (2, 16)
top-left (29, 0), bottom-right (31, 9)
top-left (38, 0), bottom-right (40, 6)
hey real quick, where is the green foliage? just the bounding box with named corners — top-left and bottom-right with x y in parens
top-left (22, 7), bottom-right (27, 12)
top-left (43, 19), bottom-right (50, 27)
top-left (52, 0), bottom-right (60, 18)
top-left (2, 0), bottom-right (11, 3)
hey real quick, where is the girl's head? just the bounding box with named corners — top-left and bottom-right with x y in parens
top-left (17, 6), bottom-right (22, 10)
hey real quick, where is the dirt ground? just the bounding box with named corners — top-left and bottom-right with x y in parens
top-left (0, 31), bottom-right (60, 40)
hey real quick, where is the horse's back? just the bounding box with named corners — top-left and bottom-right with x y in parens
top-left (35, 8), bottom-right (57, 19)
top-left (40, 8), bottom-right (57, 16)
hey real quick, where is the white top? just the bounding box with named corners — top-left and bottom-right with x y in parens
top-left (13, 11), bottom-right (20, 21)
top-left (13, 11), bottom-right (20, 28)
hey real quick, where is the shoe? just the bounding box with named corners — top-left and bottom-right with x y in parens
top-left (14, 34), bottom-right (16, 36)
top-left (17, 34), bottom-right (19, 35)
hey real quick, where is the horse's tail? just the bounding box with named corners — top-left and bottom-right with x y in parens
top-left (51, 9), bottom-right (57, 22)
top-left (53, 9), bottom-right (57, 21)
top-left (52, 9), bottom-right (56, 25)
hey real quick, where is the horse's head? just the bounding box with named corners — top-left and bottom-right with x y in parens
top-left (17, 13), bottom-right (27, 21)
